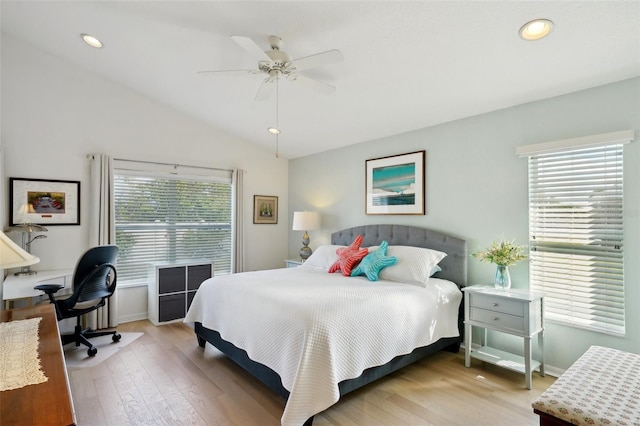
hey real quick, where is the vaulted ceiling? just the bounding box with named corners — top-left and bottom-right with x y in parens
top-left (2, 1), bottom-right (638, 158)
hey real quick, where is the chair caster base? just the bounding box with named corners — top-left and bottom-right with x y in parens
top-left (87, 346), bottom-right (98, 357)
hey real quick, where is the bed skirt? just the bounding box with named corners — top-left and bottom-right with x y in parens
top-left (194, 322), bottom-right (461, 410)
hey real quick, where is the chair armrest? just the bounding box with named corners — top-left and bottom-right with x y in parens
top-left (34, 284), bottom-right (64, 294)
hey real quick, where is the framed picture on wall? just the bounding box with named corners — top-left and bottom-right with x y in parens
top-left (253, 195), bottom-right (278, 224)
top-left (9, 177), bottom-right (81, 226)
top-left (365, 150), bottom-right (425, 215)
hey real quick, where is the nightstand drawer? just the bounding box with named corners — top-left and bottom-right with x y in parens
top-left (470, 307), bottom-right (525, 333)
top-left (469, 292), bottom-right (524, 317)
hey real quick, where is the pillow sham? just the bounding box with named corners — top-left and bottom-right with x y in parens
top-left (328, 235), bottom-right (368, 277)
top-left (351, 240), bottom-right (398, 281)
top-left (430, 264), bottom-right (442, 276)
top-left (302, 245), bottom-right (345, 270)
top-left (378, 245), bottom-right (447, 286)
top-left (367, 247), bottom-right (441, 276)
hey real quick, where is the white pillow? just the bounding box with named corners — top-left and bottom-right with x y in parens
top-left (368, 245), bottom-right (442, 277)
top-left (301, 245), bottom-right (345, 270)
top-left (378, 245), bottom-right (447, 286)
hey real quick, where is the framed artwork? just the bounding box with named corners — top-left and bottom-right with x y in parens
top-left (9, 177), bottom-right (81, 226)
top-left (365, 150), bottom-right (425, 215)
top-left (253, 195), bottom-right (278, 224)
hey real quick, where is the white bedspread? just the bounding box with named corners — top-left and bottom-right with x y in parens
top-left (184, 266), bottom-right (462, 426)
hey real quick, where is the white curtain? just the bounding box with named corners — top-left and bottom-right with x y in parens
top-left (87, 154), bottom-right (117, 329)
top-left (232, 169), bottom-right (245, 273)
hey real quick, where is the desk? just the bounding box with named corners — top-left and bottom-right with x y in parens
top-left (3, 269), bottom-right (73, 309)
top-left (0, 304), bottom-right (76, 425)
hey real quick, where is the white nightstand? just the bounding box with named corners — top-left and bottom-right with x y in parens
top-left (284, 259), bottom-right (303, 268)
top-left (463, 285), bottom-right (545, 389)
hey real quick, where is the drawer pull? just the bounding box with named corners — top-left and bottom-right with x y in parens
top-left (492, 302), bottom-right (499, 307)
top-left (492, 317), bottom-right (500, 321)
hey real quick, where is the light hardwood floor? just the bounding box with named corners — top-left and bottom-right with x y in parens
top-left (67, 320), bottom-right (554, 425)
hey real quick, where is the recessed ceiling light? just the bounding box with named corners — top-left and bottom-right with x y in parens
top-left (519, 19), bottom-right (553, 41)
top-left (267, 127), bottom-right (281, 135)
top-left (81, 33), bottom-right (103, 48)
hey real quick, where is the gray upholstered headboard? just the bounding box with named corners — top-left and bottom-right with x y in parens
top-left (331, 224), bottom-right (467, 287)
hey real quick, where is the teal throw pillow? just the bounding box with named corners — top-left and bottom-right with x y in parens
top-left (351, 240), bottom-right (398, 281)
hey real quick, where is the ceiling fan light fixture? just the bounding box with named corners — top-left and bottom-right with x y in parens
top-left (267, 127), bottom-right (281, 135)
top-left (519, 19), bottom-right (553, 40)
top-left (81, 33), bottom-right (103, 48)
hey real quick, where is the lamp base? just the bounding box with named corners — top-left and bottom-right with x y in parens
top-left (299, 246), bottom-right (312, 261)
top-left (299, 231), bottom-right (313, 261)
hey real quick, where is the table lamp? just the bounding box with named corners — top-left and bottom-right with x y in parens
top-left (292, 211), bottom-right (319, 261)
top-left (6, 204), bottom-right (47, 275)
top-left (0, 230), bottom-right (40, 270)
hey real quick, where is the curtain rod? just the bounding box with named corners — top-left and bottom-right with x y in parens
top-left (108, 156), bottom-right (231, 173)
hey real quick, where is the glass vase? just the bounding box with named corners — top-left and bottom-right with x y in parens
top-left (494, 265), bottom-right (511, 289)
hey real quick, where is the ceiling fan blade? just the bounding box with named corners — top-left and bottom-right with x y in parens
top-left (231, 35), bottom-right (274, 64)
top-left (287, 74), bottom-right (336, 95)
top-left (255, 77), bottom-right (276, 101)
top-left (197, 69), bottom-right (261, 76)
top-left (290, 49), bottom-right (344, 71)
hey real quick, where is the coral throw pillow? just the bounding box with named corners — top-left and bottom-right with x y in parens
top-left (328, 235), bottom-right (368, 276)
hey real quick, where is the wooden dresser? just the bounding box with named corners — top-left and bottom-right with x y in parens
top-left (1, 304), bottom-right (76, 425)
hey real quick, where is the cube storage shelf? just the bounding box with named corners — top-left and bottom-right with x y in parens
top-left (148, 260), bottom-right (213, 325)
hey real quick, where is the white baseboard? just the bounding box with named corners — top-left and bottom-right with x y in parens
top-left (118, 312), bottom-right (148, 324)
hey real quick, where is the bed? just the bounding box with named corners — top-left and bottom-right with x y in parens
top-left (184, 224), bottom-right (467, 426)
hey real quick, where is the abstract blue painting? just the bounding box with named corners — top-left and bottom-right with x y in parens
top-left (366, 151), bottom-right (425, 215)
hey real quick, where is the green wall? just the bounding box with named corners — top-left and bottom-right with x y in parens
top-left (288, 77), bottom-right (640, 370)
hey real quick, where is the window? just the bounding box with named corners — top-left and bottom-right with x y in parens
top-left (521, 131), bottom-right (633, 336)
top-left (114, 162), bottom-right (233, 284)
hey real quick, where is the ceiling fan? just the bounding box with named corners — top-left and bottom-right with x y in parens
top-left (198, 35), bottom-right (344, 101)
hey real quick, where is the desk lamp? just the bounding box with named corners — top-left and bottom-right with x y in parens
top-left (0, 230), bottom-right (40, 270)
top-left (6, 204), bottom-right (47, 275)
top-left (292, 211), bottom-right (319, 262)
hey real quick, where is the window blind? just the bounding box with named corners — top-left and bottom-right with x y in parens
top-left (114, 168), bottom-right (233, 284)
top-left (528, 144), bottom-right (625, 335)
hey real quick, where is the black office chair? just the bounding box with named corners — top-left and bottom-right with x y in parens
top-left (35, 245), bottom-right (121, 357)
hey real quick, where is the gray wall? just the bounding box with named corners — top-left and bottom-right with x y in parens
top-left (288, 77), bottom-right (640, 370)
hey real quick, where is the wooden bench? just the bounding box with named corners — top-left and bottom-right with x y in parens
top-left (532, 345), bottom-right (639, 425)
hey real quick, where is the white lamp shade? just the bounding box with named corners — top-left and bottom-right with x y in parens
top-left (292, 211), bottom-right (319, 231)
top-left (0, 230), bottom-right (40, 269)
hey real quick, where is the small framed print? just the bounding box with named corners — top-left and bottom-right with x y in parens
top-left (9, 177), bottom-right (81, 226)
top-left (253, 195), bottom-right (278, 224)
top-left (365, 150), bottom-right (425, 215)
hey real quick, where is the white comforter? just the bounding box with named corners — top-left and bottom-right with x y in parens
top-left (184, 266), bottom-right (462, 426)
